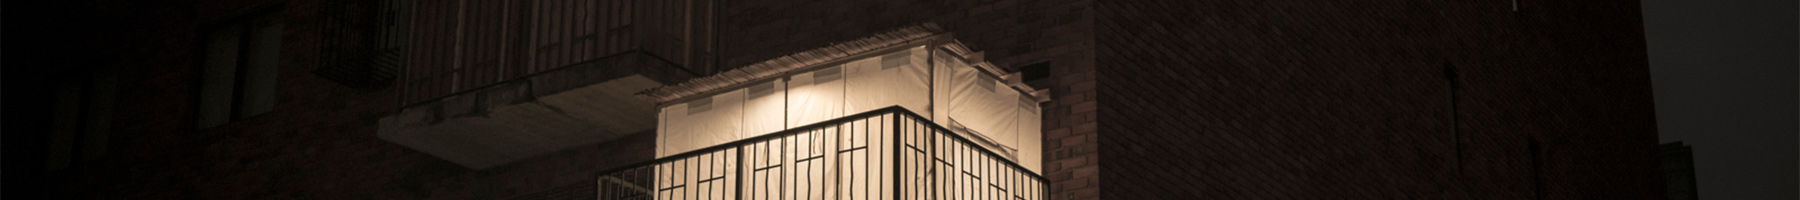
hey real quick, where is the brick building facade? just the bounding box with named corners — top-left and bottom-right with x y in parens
top-left (1098, 1), bottom-right (1661, 199)
top-left (5, 0), bottom-right (1658, 199)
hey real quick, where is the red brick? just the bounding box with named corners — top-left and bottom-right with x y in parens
top-left (1072, 122), bottom-right (1097, 135)
top-left (1095, 0), bottom-right (1658, 199)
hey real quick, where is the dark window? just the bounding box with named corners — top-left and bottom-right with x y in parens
top-left (48, 65), bottom-right (119, 170)
top-left (198, 12), bottom-right (283, 129)
top-left (1020, 62), bottom-right (1050, 82)
top-left (313, 0), bottom-right (408, 88)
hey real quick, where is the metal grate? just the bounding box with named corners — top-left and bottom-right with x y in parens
top-left (596, 106), bottom-right (1046, 200)
top-left (315, 0), bottom-right (408, 88)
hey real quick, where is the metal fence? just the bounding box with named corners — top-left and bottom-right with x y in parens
top-left (315, 0), bottom-right (407, 88)
top-left (597, 106), bottom-right (1046, 200)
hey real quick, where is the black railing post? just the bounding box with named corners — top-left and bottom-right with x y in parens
top-left (893, 112), bottom-right (903, 200)
top-left (836, 118), bottom-right (846, 200)
top-left (735, 146), bottom-right (743, 200)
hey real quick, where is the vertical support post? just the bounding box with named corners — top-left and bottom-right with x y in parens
top-left (930, 112), bottom-right (938, 200)
top-left (736, 146), bottom-right (744, 200)
top-left (893, 112), bottom-right (903, 200)
top-left (833, 120), bottom-right (843, 200)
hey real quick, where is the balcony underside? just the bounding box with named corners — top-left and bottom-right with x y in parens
top-left (379, 52), bottom-right (694, 169)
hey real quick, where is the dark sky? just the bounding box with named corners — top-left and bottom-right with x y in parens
top-left (1640, 0), bottom-right (1798, 199)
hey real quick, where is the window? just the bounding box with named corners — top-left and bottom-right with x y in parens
top-left (198, 12), bottom-right (283, 129)
top-left (1019, 62), bottom-right (1050, 83)
top-left (47, 65), bottom-right (119, 170)
top-left (313, 0), bottom-right (408, 88)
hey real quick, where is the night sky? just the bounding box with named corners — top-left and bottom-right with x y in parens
top-left (1640, 0), bottom-right (1798, 199)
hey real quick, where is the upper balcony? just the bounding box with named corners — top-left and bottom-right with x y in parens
top-left (375, 0), bottom-right (715, 169)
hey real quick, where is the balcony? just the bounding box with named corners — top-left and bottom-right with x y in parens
top-left (595, 106), bottom-right (1047, 200)
top-left (377, 52), bottom-right (695, 169)
top-left (376, 0), bottom-right (712, 169)
top-left (640, 25), bottom-right (1049, 175)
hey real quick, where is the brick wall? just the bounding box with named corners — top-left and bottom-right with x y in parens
top-left (1095, 0), bottom-right (1660, 199)
top-left (12, 0), bottom-right (659, 199)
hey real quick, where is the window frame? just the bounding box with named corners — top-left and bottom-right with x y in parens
top-left (192, 5), bottom-right (285, 130)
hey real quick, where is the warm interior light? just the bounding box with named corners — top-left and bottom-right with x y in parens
top-left (630, 44), bottom-right (1048, 200)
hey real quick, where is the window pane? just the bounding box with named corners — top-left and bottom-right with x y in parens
top-left (48, 79), bottom-right (83, 170)
top-left (239, 20), bottom-right (282, 117)
top-left (198, 24), bottom-right (243, 128)
top-left (81, 66), bottom-right (119, 161)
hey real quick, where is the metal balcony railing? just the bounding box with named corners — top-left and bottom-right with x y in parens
top-left (596, 106), bottom-right (1047, 200)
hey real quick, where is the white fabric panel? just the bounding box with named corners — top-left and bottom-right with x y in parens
top-left (1017, 95), bottom-right (1044, 173)
top-left (984, 81), bottom-right (1022, 159)
top-left (939, 53), bottom-right (1020, 158)
top-left (743, 79), bottom-right (786, 137)
top-left (786, 66), bottom-right (846, 128)
top-left (658, 107), bottom-right (669, 157)
top-left (940, 50), bottom-right (982, 130)
top-left (931, 49), bottom-right (958, 124)
top-left (846, 46), bottom-right (932, 117)
top-left (661, 89), bottom-right (746, 157)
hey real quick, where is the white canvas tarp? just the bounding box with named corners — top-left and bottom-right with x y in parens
top-left (651, 46), bottom-right (1046, 198)
top-left (936, 50), bottom-right (1020, 160)
top-left (931, 50), bottom-right (957, 123)
top-left (986, 79), bottom-right (1022, 158)
top-left (1017, 95), bottom-right (1043, 173)
top-left (743, 79), bottom-right (786, 137)
top-left (846, 46), bottom-right (931, 117)
top-left (787, 65), bottom-right (846, 128)
top-left (658, 88), bottom-right (746, 157)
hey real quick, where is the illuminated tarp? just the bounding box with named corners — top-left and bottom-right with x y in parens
top-left (786, 65), bottom-right (846, 130)
top-left (1017, 95), bottom-right (1043, 173)
top-left (934, 49), bottom-right (1020, 161)
top-left (847, 47), bottom-right (932, 118)
top-left (743, 80), bottom-right (785, 136)
top-left (629, 25), bottom-right (1048, 200)
top-left (658, 89), bottom-right (744, 156)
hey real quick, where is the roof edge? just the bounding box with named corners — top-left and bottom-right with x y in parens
top-left (638, 23), bottom-right (946, 102)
